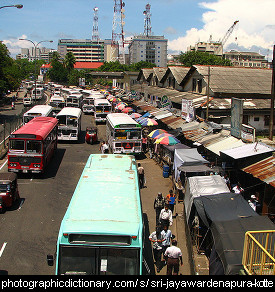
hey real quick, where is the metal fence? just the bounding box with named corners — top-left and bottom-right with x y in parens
top-left (242, 230), bottom-right (275, 275)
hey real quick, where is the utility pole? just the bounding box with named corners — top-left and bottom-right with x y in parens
top-left (269, 45), bottom-right (275, 140)
top-left (206, 66), bottom-right (210, 120)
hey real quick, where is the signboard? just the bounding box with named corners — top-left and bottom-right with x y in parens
top-left (231, 98), bottom-right (243, 138)
top-left (241, 124), bottom-right (255, 143)
top-left (181, 99), bottom-right (194, 122)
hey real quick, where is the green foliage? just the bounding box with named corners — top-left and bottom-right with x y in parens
top-left (178, 51), bottom-right (232, 67)
top-left (64, 52), bottom-right (76, 72)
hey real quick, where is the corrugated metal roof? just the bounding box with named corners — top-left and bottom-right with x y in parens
top-left (206, 136), bottom-right (245, 156)
top-left (242, 156), bottom-right (275, 188)
top-left (221, 142), bottom-right (274, 159)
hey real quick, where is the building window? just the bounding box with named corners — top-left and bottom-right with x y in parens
top-left (254, 117), bottom-right (260, 122)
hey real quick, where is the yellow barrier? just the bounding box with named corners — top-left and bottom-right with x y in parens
top-left (242, 230), bottom-right (275, 275)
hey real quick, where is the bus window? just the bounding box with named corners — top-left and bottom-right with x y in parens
top-left (9, 140), bottom-right (24, 151)
top-left (115, 130), bottom-right (127, 139)
top-left (67, 117), bottom-right (77, 127)
top-left (129, 130), bottom-right (141, 140)
top-left (26, 140), bottom-right (42, 154)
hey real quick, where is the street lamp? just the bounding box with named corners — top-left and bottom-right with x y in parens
top-left (0, 4), bottom-right (23, 10)
top-left (19, 39), bottom-right (53, 103)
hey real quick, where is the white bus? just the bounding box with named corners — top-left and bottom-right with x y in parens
top-left (23, 105), bottom-right (53, 124)
top-left (49, 95), bottom-right (65, 116)
top-left (31, 87), bottom-right (44, 100)
top-left (56, 107), bottom-right (82, 141)
top-left (82, 90), bottom-right (105, 114)
top-left (66, 93), bottom-right (83, 109)
top-left (94, 99), bottom-right (112, 123)
top-left (106, 113), bottom-right (142, 155)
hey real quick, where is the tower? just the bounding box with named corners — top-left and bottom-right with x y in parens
top-left (92, 7), bottom-right (99, 42)
top-left (143, 3), bottom-right (152, 37)
top-left (111, 0), bottom-right (126, 63)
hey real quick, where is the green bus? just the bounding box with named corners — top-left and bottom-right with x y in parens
top-left (49, 154), bottom-right (144, 275)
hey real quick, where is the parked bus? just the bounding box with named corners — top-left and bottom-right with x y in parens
top-left (23, 105), bottom-right (53, 124)
top-left (49, 154), bottom-right (143, 275)
top-left (106, 113), bottom-right (142, 155)
top-left (31, 87), bottom-right (44, 100)
top-left (82, 90), bottom-right (105, 114)
top-left (56, 107), bottom-right (82, 141)
top-left (94, 99), bottom-right (112, 123)
top-left (8, 117), bottom-right (58, 174)
top-left (66, 93), bottom-right (83, 109)
top-left (49, 95), bottom-right (65, 116)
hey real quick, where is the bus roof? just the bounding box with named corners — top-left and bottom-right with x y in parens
top-left (11, 117), bottom-right (58, 140)
top-left (56, 107), bottom-right (82, 118)
top-left (94, 98), bottom-right (111, 106)
top-left (50, 95), bottom-right (65, 102)
top-left (24, 105), bottom-right (53, 116)
top-left (61, 154), bottom-right (142, 237)
top-left (107, 113), bottom-right (140, 128)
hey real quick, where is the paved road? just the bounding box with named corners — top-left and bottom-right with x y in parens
top-left (0, 104), bottom-right (192, 275)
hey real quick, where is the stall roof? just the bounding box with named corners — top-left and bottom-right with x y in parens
top-left (220, 142), bottom-right (274, 159)
top-left (206, 136), bottom-right (245, 156)
top-left (242, 156), bottom-right (275, 188)
top-left (210, 216), bottom-right (275, 275)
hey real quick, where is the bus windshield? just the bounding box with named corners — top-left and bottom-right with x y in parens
top-left (26, 140), bottom-right (42, 154)
top-left (115, 129), bottom-right (141, 140)
top-left (59, 246), bottom-right (139, 275)
top-left (9, 140), bottom-right (25, 151)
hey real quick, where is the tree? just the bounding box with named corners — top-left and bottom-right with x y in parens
top-left (47, 52), bottom-right (67, 83)
top-left (177, 51), bottom-right (232, 67)
top-left (64, 52), bottom-right (76, 73)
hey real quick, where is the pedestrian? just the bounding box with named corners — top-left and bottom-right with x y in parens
top-left (164, 240), bottom-right (183, 275)
top-left (149, 225), bottom-right (165, 273)
top-left (232, 182), bottom-right (244, 195)
top-left (159, 204), bottom-right (173, 227)
top-left (100, 141), bottom-right (109, 154)
top-left (166, 189), bottom-right (176, 214)
top-left (161, 224), bottom-right (174, 258)
top-left (137, 163), bottom-right (145, 188)
top-left (142, 136), bottom-right (148, 153)
top-left (154, 192), bottom-right (165, 226)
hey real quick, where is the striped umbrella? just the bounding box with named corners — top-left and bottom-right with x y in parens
top-left (155, 135), bottom-right (180, 145)
top-left (117, 103), bottom-right (126, 110)
top-left (153, 133), bottom-right (174, 140)
top-left (140, 118), bottom-right (158, 126)
top-left (130, 113), bottom-right (142, 119)
top-left (148, 129), bottom-right (168, 138)
top-left (122, 107), bottom-right (134, 113)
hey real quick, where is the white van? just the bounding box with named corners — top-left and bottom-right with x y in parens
top-left (23, 96), bottom-right (33, 107)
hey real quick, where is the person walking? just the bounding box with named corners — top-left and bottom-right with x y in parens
top-left (149, 225), bottom-right (165, 273)
top-left (159, 204), bottom-right (173, 227)
top-left (164, 240), bottom-right (183, 275)
top-left (154, 192), bottom-right (165, 226)
top-left (166, 189), bottom-right (176, 215)
top-left (161, 224), bottom-right (174, 259)
top-left (137, 163), bottom-right (145, 188)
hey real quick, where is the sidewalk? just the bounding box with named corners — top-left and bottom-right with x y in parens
top-left (139, 155), bottom-right (193, 275)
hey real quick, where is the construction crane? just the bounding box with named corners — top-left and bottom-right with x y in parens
top-left (215, 20), bottom-right (239, 55)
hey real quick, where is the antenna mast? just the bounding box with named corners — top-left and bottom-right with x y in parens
top-left (111, 0), bottom-right (126, 63)
top-left (92, 7), bottom-right (99, 42)
top-left (143, 3), bottom-right (152, 37)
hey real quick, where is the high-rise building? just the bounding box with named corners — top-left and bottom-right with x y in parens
top-left (128, 35), bottom-right (167, 67)
top-left (16, 47), bottom-right (55, 63)
top-left (57, 39), bottom-right (115, 63)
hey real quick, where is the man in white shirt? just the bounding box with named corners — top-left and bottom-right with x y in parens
top-left (149, 226), bottom-right (165, 273)
top-left (164, 240), bottom-right (183, 275)
top-left (159, 205), bottom-right (173, 227)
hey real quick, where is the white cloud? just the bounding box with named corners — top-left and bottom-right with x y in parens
top-left (3, 35), bottom-right (31, 57)
top-left (168, 0), bottom-right (275, 59)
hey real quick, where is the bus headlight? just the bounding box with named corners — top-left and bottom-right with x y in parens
top-left (33, 164), bottom-right (40, 168)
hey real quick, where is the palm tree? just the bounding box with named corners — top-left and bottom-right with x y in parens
top-left (64, 52), bottom-right (76, 72)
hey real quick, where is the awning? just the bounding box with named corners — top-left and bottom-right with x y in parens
top-left (206, 136), bottom-right (245, 156)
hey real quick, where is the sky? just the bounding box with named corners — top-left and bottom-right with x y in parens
top-left (0, 0), bottom-right (275, 60)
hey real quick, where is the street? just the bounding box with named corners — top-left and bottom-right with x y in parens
top-left (0, 106), bottom-right (191, 275)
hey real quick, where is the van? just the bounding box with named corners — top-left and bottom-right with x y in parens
top-left (23, 97), bottom-right (33, 107)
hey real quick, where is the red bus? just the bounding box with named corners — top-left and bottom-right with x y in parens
top-left (8, 117), bottom-right (58, 174)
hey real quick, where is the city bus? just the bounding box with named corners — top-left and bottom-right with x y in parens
top-left (94, 99), bottom-right (112, 123)
top-left (23, 105), bottom-right (53, 124)
top-left (66, 93), bottom-right (83, 109)
top-left (106, 113), bottom-right (142, 155)
top-left (8, 117), bottom-right (58, 174)
top-left (56, 107), bottom-right (82, 141)
top-left (82, 90), bottom-right (105, 114)
top-left (50, 154), bottom-right (144, 275)
top-left (31, 87), bottom-right (45, 101)
top-left (49, 95), bottom-right (65, 116)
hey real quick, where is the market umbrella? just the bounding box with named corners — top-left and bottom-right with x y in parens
top-left (116, 103), bottom-right (126, 110)
top-left (153, 133), bottom-right (174, 140)
top-left (130, 113), bottom-right (142, 119)
top-left (122, 107), bottom-right (134, 113)
top-left (148, 129), bottom-right (167, 138)
top-left (140, 118), bottom-right (158, 126)
top-left (155, 135), bottom-right (180, 145)
top-left (136, 116), bottom-right (147, 122)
